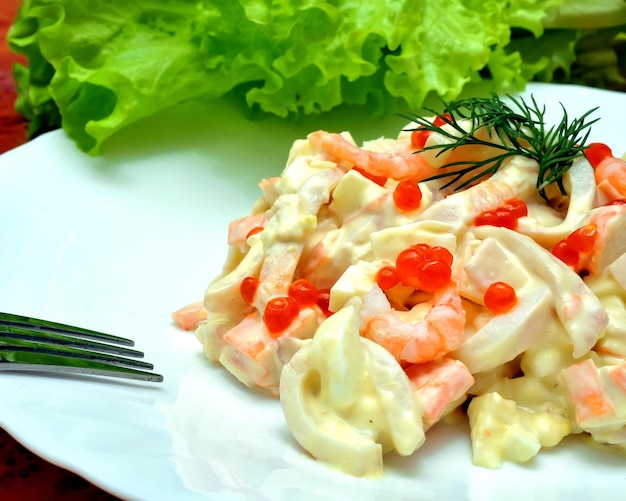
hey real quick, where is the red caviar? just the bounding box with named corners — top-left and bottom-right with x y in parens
top-left (410, 242), bottom-right (431, 255)
top-left (316, 289), bottom-right (332, 317)
top-left (263, 296), bottom-right (299, 335)
top-left (566, 223), bottom-right (598, 253)
top-left (417, 260), bottom-right (451, 290)
top-left (425, 245), bottom-right (454, 267)
top-left (475, 199), bottom-right (527, 229)
top-left (504, 199), bottom-right (528, 218)
top-left (375, 266), bottom-right (400, 291)
top-left (395, 243), bottom-right (452, 291)
top-left (495, 208), bottom-right (517, 229)
top-left (552, 239), bottom-right (580, 267)
top-left (584, 142), bottom-right (613, 169)
top-left (552, 223), bottom-right (599, 268)
top-left (474, 210), bottom-right (500, 227)
top-left (393, 179), bottom-right (422, 211)
top-left (395, 247), bottom-right (424, 286)
top-left (484, 282), bottom-right (517, 314)
top-left (288, 279), bottom-right (320, 306)
top-left (475, 208), bottom-right (515, 229)
top-left (240, 276), bottom-right (259, 304)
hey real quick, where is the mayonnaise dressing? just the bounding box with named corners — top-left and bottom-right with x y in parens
top-left (280, 305), bottom-right (424, 477)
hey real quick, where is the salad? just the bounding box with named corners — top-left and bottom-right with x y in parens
top-left (174, 93), bottom-right (626, 477)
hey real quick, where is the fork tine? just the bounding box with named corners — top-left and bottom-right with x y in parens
top-left (0, 312), bottom-right (163, 382)
top-left (0, 338), bottom-right (154, 369)
top-left (0, 361), bottom-right (164, 382)
top-left (0, 325), bottom-right (144, 358)
top-left (0, 312), bottom-right (134, 346)
top-left (0, 343), bottom-right (164, 382)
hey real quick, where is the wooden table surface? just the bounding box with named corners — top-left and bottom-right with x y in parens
top-left (0, 2), bottom-right (120, 499)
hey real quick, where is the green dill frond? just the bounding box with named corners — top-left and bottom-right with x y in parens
top-left (401, 94), bottom-right (599, 201)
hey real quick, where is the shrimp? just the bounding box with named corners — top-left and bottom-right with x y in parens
top-left (308, 130), bottom-right (439, 181)
top-left (171, 301), bottom-right (207, 331)
top-left (405, 357), bottom-right (474, 429)
top-left (359, 284), bottom-right (465, 364)
top-left (594, 156), bottom-right (626, 205)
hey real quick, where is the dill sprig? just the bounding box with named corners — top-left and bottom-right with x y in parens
top-left (401, 94), bottom-right (599, 201)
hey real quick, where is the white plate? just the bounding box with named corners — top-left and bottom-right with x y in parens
top-left (0, 84), bottom-right (625, 501)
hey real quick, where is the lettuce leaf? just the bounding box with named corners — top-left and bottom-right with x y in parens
top-left (6, 0), bottom-right (576, 154)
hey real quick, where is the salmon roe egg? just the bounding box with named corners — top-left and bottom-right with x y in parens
top-left (240, 276), bottom-right (259, 304)
top-left (263, 296), bottom-right (299, 335)
top-left (395, 247), bottom-right (424, 285)
top-left (484, 281), bottom-right (517, 314)
top-left (393, 179), bottom-right (422, 211)
top-left (474, 210), bottom-right (500, 227)
top-left (288, 279), bottom-right (320, 306)
top-left (375, 266), bottom-right (400, 291)
top-left (410, 242), bottom-right (431, 256)
top-left (425, 245), bottom-right (454, 267)
top-left (316, 289), bottom-right (332, 317)
top-left (417, 260), bottom-right (451, 291)
top-left (552, 240), bottom-right (580, 267)
top-left (395, 244), bottom-right (452, 291)
top-left (566, 223), bottom-right (598, 253)
top-left (475, 208), bottom-right (516, 229)
top-left (503, 198), bottom-right (528, 218)
top-left (475, 199), bottom-right (527, 229)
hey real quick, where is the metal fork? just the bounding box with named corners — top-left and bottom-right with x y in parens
top-left (0, 312), bottom-right (163, 382)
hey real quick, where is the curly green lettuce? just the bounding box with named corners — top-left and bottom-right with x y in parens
top-left (6, 0), bottom-right (625, 155)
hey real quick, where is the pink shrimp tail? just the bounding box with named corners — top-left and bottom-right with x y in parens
top-left (308, 130), bottom-right (438, 181)
top-left (172, 301), bottom-right (208, 331)
top-left (361, 285), bottom-right (465, 364)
